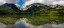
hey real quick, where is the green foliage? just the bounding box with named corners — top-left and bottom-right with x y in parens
top-left (0, 3), bottom-right (64, 26)
top-left (0, 5), bottom-right (16, 13)
top-left (0, 17), bottom-right (19, 25)
top-left (0, 3), bottom-right (21, 14)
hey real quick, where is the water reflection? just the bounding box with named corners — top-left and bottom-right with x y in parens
top-left (0, 23), bottom-right (6, 28)
top-left (0, 18), bottom-right (64, 28)
top-left (15, 20), bottom-right (25, 28)
top-left (15, 18), bottom-right (64, 28)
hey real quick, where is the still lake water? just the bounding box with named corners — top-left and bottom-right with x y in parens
top-left (0, 18), bottom-right (64, 28)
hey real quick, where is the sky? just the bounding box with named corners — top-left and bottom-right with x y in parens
top-left (0, 0), bottom-right (64, 8)
top-left (18, 0), bottom-right (24, 7)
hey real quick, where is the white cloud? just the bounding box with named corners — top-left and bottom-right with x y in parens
top-left (6, 0), bottom-right (19, 4)
top-left (0, 0), bottom-right (64, 8)
top-left (0, 0), bottom-right (6, 5)
top-left (0, 0), bottom-right (20, 5)
top-left (23, 0), bottom-right (64, 7)
top-left (52, 1), bottom-right (64, 5)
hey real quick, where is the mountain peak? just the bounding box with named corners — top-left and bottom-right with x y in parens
top-left (22, 3), bottom-right (48, 11)
top-left (0, 3), bottom-right (21, 13)
top-left (49, 4), bottom-right (58, 8)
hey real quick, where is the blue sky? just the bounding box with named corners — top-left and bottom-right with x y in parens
top-left (18, 0), bottom-right (24, 7)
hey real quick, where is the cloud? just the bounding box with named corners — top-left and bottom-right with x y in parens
top-left (15, 4), bottom-right (20, 7)
top-left (52, 1), bottom-right (64, 5)
top-left (0, 0), bottom-right (64, 8)
top-left (23, 0), bottom-right (64, 7)
top-left (0, 0), bottom-right (20, 5)
top-left (6, 0), bottom-right (19, 4)
top-left (0, 0), bottom-right (6, 5)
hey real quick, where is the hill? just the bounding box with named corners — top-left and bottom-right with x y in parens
top-left (0, 3), bottom-right (21, 13)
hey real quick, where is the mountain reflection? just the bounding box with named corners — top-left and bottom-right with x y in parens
top-left (15, 18), bottom-right (64, 28)
top-left (0, 18), bottom-right (64, 28)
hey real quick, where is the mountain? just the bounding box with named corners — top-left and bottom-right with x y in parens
top-left (0, 3), bottom-right (64, 14)
top-left (0, 3), bottom-right (21, 13)
top-left (21, 3), bottom-right (50, 13)
top-left (20, 3), bottom-right (64, 16)
top-left (24, 3), bottom-right (64, 11)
